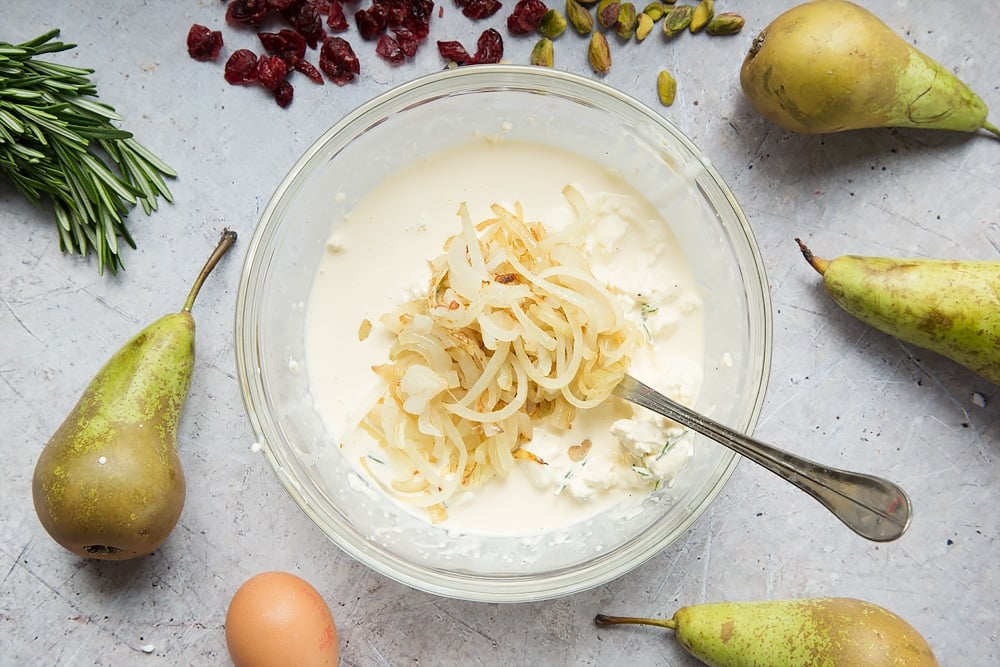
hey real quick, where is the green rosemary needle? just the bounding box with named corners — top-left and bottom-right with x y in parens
top-left (0, 29), bottom-right (176, 274)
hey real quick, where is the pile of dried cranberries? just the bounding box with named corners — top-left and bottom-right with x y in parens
top-left (187, 0), bottom-right (542, 107)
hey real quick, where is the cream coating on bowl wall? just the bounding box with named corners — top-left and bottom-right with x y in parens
top-left (235, 66), bottom-right (772, 602)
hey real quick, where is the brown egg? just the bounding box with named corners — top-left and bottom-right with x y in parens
top-left (225, 571), bottom-right (339, 666)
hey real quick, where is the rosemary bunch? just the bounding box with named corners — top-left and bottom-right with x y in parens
top-left (0, 29), bottom-right (176, 274)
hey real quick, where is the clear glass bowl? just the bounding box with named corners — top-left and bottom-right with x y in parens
top-left (235, 65), bottom-right (772, 602)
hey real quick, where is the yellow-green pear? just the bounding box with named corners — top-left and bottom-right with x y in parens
top-left (596, 597), bottom-right (938, 666)
top-left (740, 0), bottom-right (999, 137)
top-left (32, 230), bottom-right (237, 560)
top-left (797, 239), bottom-right (1000, 385)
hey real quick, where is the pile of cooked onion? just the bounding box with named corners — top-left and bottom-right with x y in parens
top-left (360, 188), bottom-right (641, 520)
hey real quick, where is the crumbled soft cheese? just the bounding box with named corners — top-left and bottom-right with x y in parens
top-left (611, 412), bottom-right (690, 484)
top-left (565, 458), bottom-right (619, 500)
top-left (611, 414), bottom-right (675, 457)
top-left (611, 415), bottom-right (692, 488)
top-left (645, 437), bottom-right (692, 485)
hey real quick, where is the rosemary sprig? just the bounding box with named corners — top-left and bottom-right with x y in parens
top-left (0, 29), bottom-right (176, 274)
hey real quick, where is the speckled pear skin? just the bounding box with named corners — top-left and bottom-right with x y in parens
top-left (673, 598), bottom-right (938, 667)
top-left (816, 255), bottom-right (1000, 385)
top-left (32, 313), bottom-right (193, 560)
top-left (740, 0), bottom-right (993, 135)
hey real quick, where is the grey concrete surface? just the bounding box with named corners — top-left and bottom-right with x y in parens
top-left (2, 1), bottom-right (997, 665)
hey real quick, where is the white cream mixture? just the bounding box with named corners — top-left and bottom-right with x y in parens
top-left (304, 138), bottom-right (704, 536)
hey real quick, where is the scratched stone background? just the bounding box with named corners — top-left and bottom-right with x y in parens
top-left (1, 1), bottom-right (997, 665)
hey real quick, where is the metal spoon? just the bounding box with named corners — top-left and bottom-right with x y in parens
top-left (614, 374), bottom-right (912, 542)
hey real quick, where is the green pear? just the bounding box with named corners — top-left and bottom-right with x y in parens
top-left (797, 239), bottom-right (1000, 385)
top-left (32, 230), bottom-right (237, 560)
top-left (596, 597), bottom-right (938, 666)
top-left (740, 0), bottom-right (999, 137)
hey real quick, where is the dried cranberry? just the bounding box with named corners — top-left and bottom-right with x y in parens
top-left (311, 0), bottom-right (333, 12)
top-left (355, 4), bottom-right (388, 40)
top-left (258, 29), bottom-right (307, 64)
top-left (187, 24), bottom-right (224, 62)
top-left (379, 0), bottom-right (399, 26)
top-left (274, 79), bottom-right (294, 107)
top-left (408, 21), bottom-right (430, 41)
top-left (436, 40), bottom-right (472, 65)
top-left (294, 58), bottom-right (325, 83)
top-left (256, 54), bottom-right (289, 90)
top-left (268, 0), bottom-right (301, 10)
top-left (319, 36), bottom-right (360, 85)
top-left (224, 49), bottom-right (260, 84)
top-left (472, 27), bottom-right (503, 63)
top-left (226, 0), bottom-right (270, 25)
top-left (506, 0), bottom-right (547, 34)
top-left (393, 28), bottom-right (420, 57)
top-left (283, 1), bottom-right (326, 48)
top-left (326, 0), bottom-right (350, 31)
top-left (455, 0), bottom-right (502, 20)
top-left (404, 19), bottom-right (430, 40)
top-left (375, 34), bottom-right (405, 64)
top-left (402, 0), bottom-right (434, 37)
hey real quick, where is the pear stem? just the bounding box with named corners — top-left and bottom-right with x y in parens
top-left (982, 120), bottom-right (1000, 139)
top-left (795, 237), bottom-right (830, 275)
top-left (182, 228), bottom-right (238, 313)
top-left (594, 614), bottom-right (678, 631)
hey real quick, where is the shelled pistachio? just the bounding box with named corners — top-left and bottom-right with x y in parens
top-left (588, 31), bottom-right (612, 74)
top-left (706, 11), bottom-right (744, 35)
top-left (642, 1), bottom-right (667, 21)
top-left (662, 4), bottom-right (693, 37)
top-left (597, 0), bottom-right (621, 28)
top-left (566, 0), bottom-right (595, 34)
top-left (657, 70), bottom-right (677, 105)
top-left (635, 12), bottom-right (655, 40)
top-left (531, 37), bottom-right (555, 66)
top-left (689, 0), bottom-right (714, 32)
top-left (539, 9), bottom-right (568, 38)
top-left (616, 3), bottom-right (639, 39)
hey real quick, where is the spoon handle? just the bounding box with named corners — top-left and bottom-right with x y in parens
top-left (614, 375), bottom-right (912, 542)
